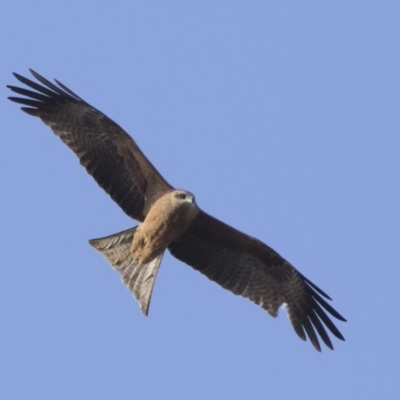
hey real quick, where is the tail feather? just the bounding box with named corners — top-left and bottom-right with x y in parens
top-left (89, 227), bottom-right (163, 315)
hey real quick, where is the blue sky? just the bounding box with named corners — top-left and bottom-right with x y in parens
top-left (1, 2), bottom-right (399, 399)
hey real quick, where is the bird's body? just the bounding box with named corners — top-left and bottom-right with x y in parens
top-left (7, 70), bottom-right (346, 351)
top-left (131, 190), bottom-right (199, 264)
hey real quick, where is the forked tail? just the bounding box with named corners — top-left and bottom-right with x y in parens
top-left (89, 227), bottom-right (163, 315)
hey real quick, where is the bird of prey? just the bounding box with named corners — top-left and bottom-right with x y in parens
top-left (7, 70), bottom-right (346, 351)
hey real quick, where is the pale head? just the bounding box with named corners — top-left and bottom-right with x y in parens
top-left (172, 189), bottom-right (196, 206)
top-left (167, 189), bottom-right (199, 224)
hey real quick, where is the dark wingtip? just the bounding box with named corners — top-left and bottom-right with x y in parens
top-left (21, 107), bottom-right (39, 116)
top-left (311, 337), bottom-right (322, 352)
top-left (303, 275), bottom-right (332, 300)
top-left (29, 68), bottom-right (42, 80)
top-left (314, 344), bottom-right (322, 352)
top-left (336, 313), bottom-right (347, 323)
top-left (12, 71), bottom-right (24, 80)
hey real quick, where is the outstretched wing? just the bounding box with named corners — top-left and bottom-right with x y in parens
top-left (7, 70), bottom-right (172, 221)
top-left (169, 211), bottom-right (346, 351)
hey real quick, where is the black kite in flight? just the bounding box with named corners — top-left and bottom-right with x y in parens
top-left (7, 70), bottom-right (346, 351)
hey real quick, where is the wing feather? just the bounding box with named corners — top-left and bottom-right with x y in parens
top-left (7, 70), bottom-right (173, 221)
top-left (169, 211), bottom-right (346, 351)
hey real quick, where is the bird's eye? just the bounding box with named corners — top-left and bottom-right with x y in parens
top-left (178, 193), bottom-right (186, 199)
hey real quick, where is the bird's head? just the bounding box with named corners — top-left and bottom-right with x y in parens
top-left (173, 189), bottom-right (196, 206)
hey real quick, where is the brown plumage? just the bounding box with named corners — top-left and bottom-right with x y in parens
top-left (7, 70), bottom-right (346, 351)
